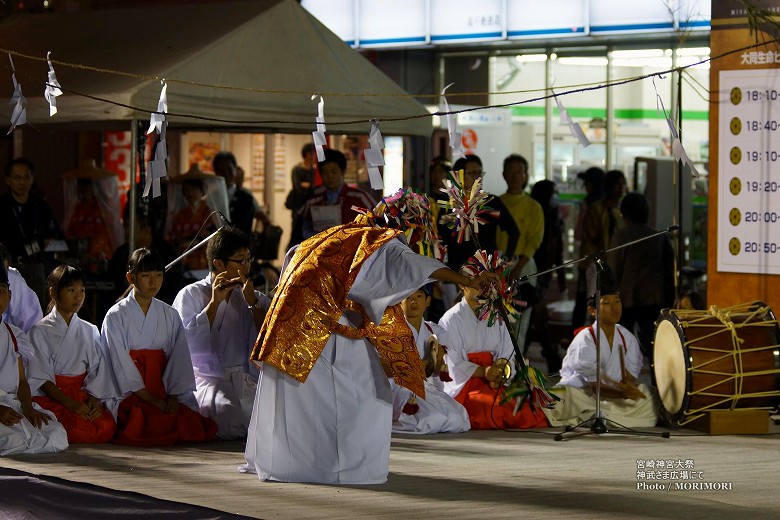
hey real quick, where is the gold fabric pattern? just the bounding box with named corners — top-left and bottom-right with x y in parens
top-left (251, 222), bottom-right (427, 397)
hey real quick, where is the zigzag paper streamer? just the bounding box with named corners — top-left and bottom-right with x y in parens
top-left (143, 122), bottom-right (168, 198)
top-left (44, 51), bottom-right (63, 117)
top-left (654, 80), bottom-right (700, 178)
top-left (147, 80), bottom-right (167, 135)
top-left (553, 90), bottom-right (590, 148)
top-left (364, 120), bottom-right (385, 190)
top-left (311, 96), bottom-right (327, 162)
top-left (7, 55), bottom-right (27, 135)
top-left (441, 83), bottom-right (465, 161)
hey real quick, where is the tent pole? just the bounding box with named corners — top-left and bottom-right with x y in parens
top-left (128, 120), bottom-right (138, 253)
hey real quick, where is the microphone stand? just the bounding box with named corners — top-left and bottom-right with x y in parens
top-left (514, 226), bottom-right (677, 441)
top-left (165, 212), bottom-right (231, 273)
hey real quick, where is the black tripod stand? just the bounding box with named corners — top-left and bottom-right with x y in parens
top-left (515, 227), bottom-right (677, 441)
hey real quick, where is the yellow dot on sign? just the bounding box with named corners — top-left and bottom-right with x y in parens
top-left (730, 117), bottom-right (742, 135)
top-left (731, 87), bottom-right (742, 105)
top-left (729, 237), bottom-right (741, 256)
top-left (729, 208), bottom-right (741, 226)
top-left (730, 147), bottom-right (742, 165)
top-left (730, 177), bottom-right (742, 195)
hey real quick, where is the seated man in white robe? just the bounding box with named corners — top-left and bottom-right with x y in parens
top-left (543, 289), bottom-right (659, 428)
top-left (0, 263), bottom-right (68, 456)
top-left (392, 285), bottom-right (470, 435)
top-left (241, 218), bottom-right (495, 485)
top-left (173, 227), bottom-right (269, 440)
top-left (0, 243), bottom-right (43, 332)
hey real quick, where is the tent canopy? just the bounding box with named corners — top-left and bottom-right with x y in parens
top-left (0, 0), bottom-right (432, 136)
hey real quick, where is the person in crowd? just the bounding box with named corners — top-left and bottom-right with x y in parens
top-left (173, 227), bottom-right (269, 440)
top-left (65, 179), bottom-right (115, 273)
top-left (167, 178), bottom-right (215, 271)
top-left (213, 151), bottom-right (267, 236)
top-left (0, 158), bottom-right (64, 308)
top-left (524, 180), bottom-right (567, 374)
top-left (425, 157), bottom-right (452, 323)
top-left (440, 154), bottom-right (520, 273)
top-left (101, 249), bottom-right (216, 446)
top-left (607, 192), bottom-right (675, 357)
top-left (298, 148), bottom-right (376, 240)
top-left (27, 265), bottom-right (116, 443)
top-left (496, 154), bottom-right (544, 349)
top-left (573, 169), bottom-right (627, 332)
top-left (0, 242), bottom-right (43, 332)
top-left (544, 288), bottom-right (658, 428)
top-left (438, 266), bottom-right (550, 430)
top-left (391, 285), bottom-right (470, 435)
top-left (674, 290), bottom-right (706, 311)
top-left (242, 214), bottom-right (496, 484)
top-left (0, 262), bottom-right (68, 455)
top-left (285, 143), bottom-right (320, 250)
top-left (571, 167), bottom-right (606, 330)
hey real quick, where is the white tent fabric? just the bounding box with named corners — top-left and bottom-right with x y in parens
top-left (0, 0), bottom-right (431, 136)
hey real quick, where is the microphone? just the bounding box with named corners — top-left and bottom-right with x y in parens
top-left (666, 225), bottom-right (681, 232)
top-left (218, 211), bottom-right (233, 227)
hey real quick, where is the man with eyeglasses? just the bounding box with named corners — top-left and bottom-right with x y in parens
top-left (173, 226), bottom-right (270, 439)
top-left (0, 158), bottom-right (64, 308)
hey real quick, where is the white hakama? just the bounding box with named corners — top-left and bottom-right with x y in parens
top-left (0, 321), bottom-right (68, 456)
top-left (391, 321), bottom-right (470, 435)
top-left (242, 239), bottom-right (443, 484)
top-left (173, 275), bottom-right (269, 440)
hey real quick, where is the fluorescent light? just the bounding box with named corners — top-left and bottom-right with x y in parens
top-left (515, 54), bottom-right (548, 63)
top-left (676, 47), bottom-right (710, 56)
top-left (611, 49), bottom-right (664, 59)
top-left (612, 57), bottom-right (673, 68)
top-left (557, 57), bottom-right (608, 66)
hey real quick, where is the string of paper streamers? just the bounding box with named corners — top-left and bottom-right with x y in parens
top-left (654, 78), bottom-right (701, 178)
top-left (438, 170), bottom-right (498, 244)
top-left (553, 88), bottom-right (590, 148)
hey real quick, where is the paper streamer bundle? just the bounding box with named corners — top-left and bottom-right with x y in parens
top-left (502, 364), bottom-right (560, 412)
top-left (553, 90), bottom-right (590, 148)
top-left (353, 187), bottom-right (446, 261)
top-left (438, 170), bottom-right (498, 244)
top-left (654, 82), bottom-right (701, 178)
top-left (460, 250), bottom-right (521, 326)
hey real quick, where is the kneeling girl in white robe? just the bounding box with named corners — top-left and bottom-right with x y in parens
top-left (392, 287), bottom-right (469, 435)
top-left (27, 265), bottom-right (117, 443)
top-left (101, 249), bottom-right (217, 446)
top-left (0, 264), bottom-right (68, 456)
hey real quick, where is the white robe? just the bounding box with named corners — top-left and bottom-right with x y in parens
top-left (3, 266), bottom-right (43, 333)
top-left (100, 293), bottom-right (199, 418)
top-left (545, 322), bottom-right (658, 428)
top-left (27, 310), bottom-right (117, 400)
top-left (438, 299), bottom-right (516, 399)
top-left (172, 275), bottom-right (270, 440)
top-left (242, 239), bottom-right (443, 484)
top-left (0, 321), bottom-right (68, 456)
top-left (391, 320), bottom-right (470, 435)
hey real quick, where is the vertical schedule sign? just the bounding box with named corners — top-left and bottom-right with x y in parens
top-left (718, 69), bottom-right (780, 273)
top-left (709, 0), bottom-right (780, 308)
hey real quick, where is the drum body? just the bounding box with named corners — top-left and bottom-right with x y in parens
top-left (653, 303), bottom-right (780, 425)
